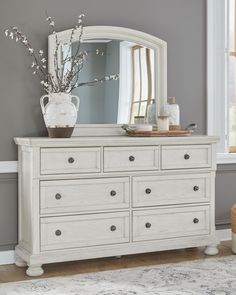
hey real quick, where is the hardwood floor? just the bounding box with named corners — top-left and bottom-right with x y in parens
top-left (0, 241), bottom-right (233, 284)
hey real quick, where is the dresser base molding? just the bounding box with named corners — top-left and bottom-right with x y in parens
top-left (15, 253), bottom-right (27, 267)
top-left (15, 234), bottom-right (219, 276)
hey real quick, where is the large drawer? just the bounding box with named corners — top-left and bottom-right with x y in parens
top-left (40, 147), bottom-right (101, 175)
top-left (161, 145), bottom-right (212, 170)
top-left (41, 212), bottom-right (130, 251)
top-left (104, 146), bottom-right (159, 172)
top-left (40, 177), bottom-right (130, 214)
top-left (133, 205), bottom-right (210, 242)
top-left (132, 173), bottom-right (211, 207)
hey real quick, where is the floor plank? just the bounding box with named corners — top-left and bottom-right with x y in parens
top-left (0, 241), bottom-right (233, 283)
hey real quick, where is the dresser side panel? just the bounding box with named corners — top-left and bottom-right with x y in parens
top-left (18, 145), bottom-right (40, 254)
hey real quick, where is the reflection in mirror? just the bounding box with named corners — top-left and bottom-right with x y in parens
top-left (61, 39), bottom-right (156, 124)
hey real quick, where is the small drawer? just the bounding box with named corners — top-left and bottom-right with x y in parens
top-left (132, 173), bottom-right (211, 207)
top-left (40, 177), bottom-right (130, 214)
top-left (40, 147), bottom-right (101, 175)
top-left (104, 146), bottom-right (159, 172)
top-left (133, 206), bottom-right (210, 242)
top-left (161, 145), bottom-right (212, 170)
top-left (41, 212), bottom-right (130, 251)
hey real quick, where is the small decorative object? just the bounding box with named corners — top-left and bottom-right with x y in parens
top-left (121, 124), bottom-right (194, 137)
top-left (40, 93), bottom-right (80, 138)
top-left (166, 97), bottom-right (180, 129)
top-left (135, 124), bottom-right (152, 132)
top-left (134, 116), bottom-right (145, 125)
top-left (157, 115), bottom-right (169, 131)
top-left (5, 14), bottom-right (119, 138)
top-left (134, 115), bottom-right (152, 131)
top-left (146, 99), bottom-right (157, 125)
top-left (231, 204), bottom-right (236, 254)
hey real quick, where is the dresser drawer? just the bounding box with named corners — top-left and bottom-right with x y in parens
top-left (41, 212), bottom-right (129, 251)
top-left (132, 173), bottom-right (211, 207)
top-left (133, 206), bottom-right (209, 242)
top-left (40, 147), bottom-right (101, 175)
top-left (104, 146), bottom-right (159, 172)
top-left (40, 177), bottom-right (130, 214)
top-left (161, 145), bottom-right (212, 170)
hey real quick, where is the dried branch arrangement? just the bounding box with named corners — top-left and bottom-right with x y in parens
top-left (5, 14), bottom-right (119, 93)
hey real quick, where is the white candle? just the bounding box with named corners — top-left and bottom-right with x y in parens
top-left (158, 116), bottom-right (169, 131)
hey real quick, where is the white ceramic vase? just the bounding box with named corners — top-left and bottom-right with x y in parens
top-left (40, 92), bottom-right (80, 138)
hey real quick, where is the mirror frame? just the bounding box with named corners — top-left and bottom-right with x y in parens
top-left (48, 26), bottom-right (167, 136)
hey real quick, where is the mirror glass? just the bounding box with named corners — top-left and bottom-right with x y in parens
top-left (61, 39), bottom-right (156, 124)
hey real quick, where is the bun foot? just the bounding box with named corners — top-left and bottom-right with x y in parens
top-left (26, 265), bottom-right (44, 277)
top-left (204, 245), bottom-right (219, 256)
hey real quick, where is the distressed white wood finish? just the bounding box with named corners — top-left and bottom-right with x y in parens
top-left (41, 212), bottom-right (130, 251)
top-left (41, 147), bottom-right (101, 175)
top-left (133, 205), bottom-right (210, 242)
top-left (161, 145), bottom-right (212, 170)
top-left (132, 173), bottom-right (211, 207)
top-left (40, 177), bottom-right (130, 214)
top-left (48, 26), bottom-right (167, 137)
top-left (104, 146), bottom-right (159, 172)
top-left (14, 135), bottom-right (218, 276)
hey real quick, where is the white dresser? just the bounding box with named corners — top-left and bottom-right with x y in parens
top-left (14, 135), bottom-right (219, 276)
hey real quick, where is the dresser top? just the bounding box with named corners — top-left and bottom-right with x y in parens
top-left (14, 135), bottom-right (219, 147)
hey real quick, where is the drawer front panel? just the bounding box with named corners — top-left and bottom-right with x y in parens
top-left (41, 147), bottom-right (101, 174)
top-left (40, 177), bottom-right (130, 214)
top-left (133, 173), bottom-right (211, 207)
top-left (133, 206), bottom-right (209, 242)
top-left (104, 146), bottom-right (159, 172)
top-left (161, 145), bottom-right (212, 170)
top-left (41, 212), bottom-right (130, 251)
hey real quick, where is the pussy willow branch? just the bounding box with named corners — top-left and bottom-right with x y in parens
top-left (5, 14), bottom-right (119, 93)
top-left (67, 26), bottom-right (84, 78)
top-left (68, 62), bottom-right (85, 93)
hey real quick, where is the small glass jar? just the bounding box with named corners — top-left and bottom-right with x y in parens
top-left (158, 115), bottom-right (169, 131)
top-left (146, 100), bottom-right (157, 125)
top-left (167, 97), bottom-right (180, 127)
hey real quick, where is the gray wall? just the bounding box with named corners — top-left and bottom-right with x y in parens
top-left (0, 0), bottom-right (233, 251)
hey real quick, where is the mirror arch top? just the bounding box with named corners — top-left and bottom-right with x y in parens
top-left (48, 26), bottom-right (167, 136)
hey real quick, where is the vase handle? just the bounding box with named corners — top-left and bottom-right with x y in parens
top-left (40, 94), bottom-right (50, 115)
top-left (71, 95), bottom-right (80, 111)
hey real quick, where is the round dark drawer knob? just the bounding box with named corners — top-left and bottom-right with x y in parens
top-left (145, 188), bottom-right (152, 194)
top-left (145, 222), bottom-right (151, 228)
top-left (55, 193), bottom-right (62, 200)
top-left (184, 154), bottom-right (190, 160)
top-left (55, 230), bottom-right (62, 236)
top-left (193, 186), bottom-right (199, 192)
top-left (68, 157), bottom-right (75, 164)
top-left (110, 190), bottom-right (117, 197)
top-left (193, 218), bottom-right (199, 224)
top-left (110, 225), bottom-right (116, 231)
top-left (129, 155), bottom-right (135, 162)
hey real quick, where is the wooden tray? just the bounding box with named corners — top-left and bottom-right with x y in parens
top-left (125, 129), bottom-right (193, 137)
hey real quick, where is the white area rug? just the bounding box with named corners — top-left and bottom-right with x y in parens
top-left (1, 256), bottom-right (236, 295)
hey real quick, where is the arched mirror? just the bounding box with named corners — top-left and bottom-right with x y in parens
top-left (48, 26), bottom-right (167, 136)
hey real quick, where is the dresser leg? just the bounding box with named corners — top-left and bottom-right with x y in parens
top-left (204, 245), bottom-right (219, 256)
top-left (26, 264), bottom-right (44, 277)
top-left (15, 253), bottom-right (27, 267)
